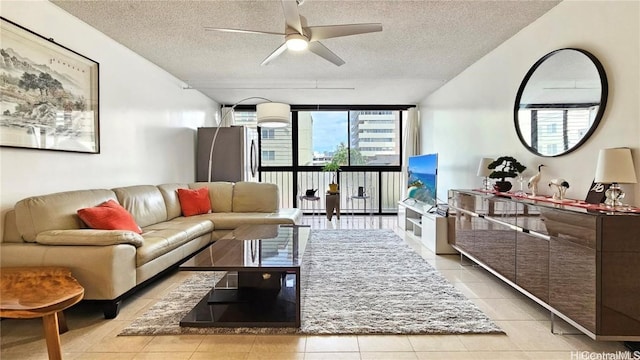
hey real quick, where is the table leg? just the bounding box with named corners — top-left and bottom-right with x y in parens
top-left (350, 197), bottom-right (354, 223)
top-left (57, 311), bottom-right (68, 334)
top-left (312, 200), bottom-right (318, 222)
top-left (42, 313), bottom-right (62, 360)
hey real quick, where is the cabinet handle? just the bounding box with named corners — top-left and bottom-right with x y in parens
top-left (250, 139), bottom-right (257, 177)
top-left (518, 227), bottom-right (550, 241)
top-left (453, 206), bottom-right (551, 240)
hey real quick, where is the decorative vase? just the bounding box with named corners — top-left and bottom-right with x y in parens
top-left (493, 181), bottom-right (512, 192)
top-left (328, 183), bottom-right (339, 193)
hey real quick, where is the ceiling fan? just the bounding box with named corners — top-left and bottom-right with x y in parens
top-left (204, 0), bottom-right (382, 66)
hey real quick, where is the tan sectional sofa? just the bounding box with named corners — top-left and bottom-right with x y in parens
top-left (1, 181), bottom-right (301, 318)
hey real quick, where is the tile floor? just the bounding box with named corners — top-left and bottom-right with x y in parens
top-left (0, 215), bottom-right (632, 360)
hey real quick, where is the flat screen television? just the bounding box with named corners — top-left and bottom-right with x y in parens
top-left (407, 154), bottom-right (438, 205)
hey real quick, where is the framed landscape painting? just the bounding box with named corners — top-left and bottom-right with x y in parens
top-left (0, 17), bottom-right (99, 153)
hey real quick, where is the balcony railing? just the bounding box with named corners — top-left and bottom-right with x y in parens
top-left (261, 170), bottom-right (402, 214)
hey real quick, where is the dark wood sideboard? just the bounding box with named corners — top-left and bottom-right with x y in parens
top-left (448, 189), bottom-right (640, 341)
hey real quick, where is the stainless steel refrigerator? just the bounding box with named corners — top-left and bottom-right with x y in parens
top-left (196, 126), bottom-right (258, 182)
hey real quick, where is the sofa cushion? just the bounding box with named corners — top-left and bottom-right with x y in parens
top-left (77, 200), bottom-right (142, 233)
top-left (136, 218), bottom-right (213, 266)
top-left (232, 182), bottom-right (278, 213)
top-left (14, 189), bottom-right (118, 242)
top-left (36, 229), bottom-right (144, 247)
top-left (143, 217), bottom-right (214, 239)
top-left (177, 187), bottom-right (212, 216)
top-left (189, 182), bottom-right (234, 213)
top-left (199, 211), bottom-right (297, 230)
top-left (113, 185), bottom-right (168, 228)
top-left (157, 183), bottom-right (189, 220)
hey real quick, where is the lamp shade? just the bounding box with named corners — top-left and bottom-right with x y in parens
top-left (477, 157), bottom-right (494, 177)
top-left (594, 148), bottom-right (638, 184)
top-left (256, 103), bottom-right (290, 128)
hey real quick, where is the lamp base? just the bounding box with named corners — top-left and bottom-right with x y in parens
top-left (482, 177), bottom-right (492, 191)
top-left (603, 183), bottom-right (625, 207)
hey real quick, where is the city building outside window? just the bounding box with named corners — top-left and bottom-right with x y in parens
top-left (262, 150), bottom-right (275, 161)
top-left (262, 128), bottom-right (275, 139)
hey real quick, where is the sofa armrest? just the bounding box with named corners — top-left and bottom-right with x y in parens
top-left (0, 242), bottom-right (137, 300)
top-left (35, 229), bottom-right (144, 247)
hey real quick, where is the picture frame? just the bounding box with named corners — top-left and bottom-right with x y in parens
top-left (0, 17), bottom-right (100, 154)
top-left (584, 179), bottom-right (610, 204)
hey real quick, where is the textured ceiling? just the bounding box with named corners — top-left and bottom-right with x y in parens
top-left (52, 0), bottom-right (561, 105)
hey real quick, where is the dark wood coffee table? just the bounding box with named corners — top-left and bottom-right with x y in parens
top-left (179, 224), bottom-right (310, 328)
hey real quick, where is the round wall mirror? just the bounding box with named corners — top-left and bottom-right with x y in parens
top-left (514, 48), bottom-right (608, 157)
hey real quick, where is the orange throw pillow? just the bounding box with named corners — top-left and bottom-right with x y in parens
top-left (177, 187), bottom-right (212, 216)
top-left (77, 199), bottom-right (142, 234)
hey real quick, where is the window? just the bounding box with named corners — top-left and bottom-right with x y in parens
top-left (261, 126), bottom-right (292, 166)
top-left (296, 110), bottom-right (401, 167)
top-left (258, 106), bottom-right (406, 215)
top-left (262, 150), bottom-right (275, 161)
top-left (232, 111), bottom-right (256, 126)
top-left (349, 110), bottom-right (400, 166)
top-left (262, 129), bottom-right (275, 139)
top-left (297, 111), bottom-right (348, 166)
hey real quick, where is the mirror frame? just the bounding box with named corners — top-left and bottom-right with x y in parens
top-left (514, 48), bottom-right (608, 157)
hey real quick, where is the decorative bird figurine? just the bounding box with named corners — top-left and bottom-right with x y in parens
top-left (549, 178), bottom-right (570, 200)
top-left (527, 164), bottom-right (545, 196)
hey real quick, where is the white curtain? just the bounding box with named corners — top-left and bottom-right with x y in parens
top-left (401, 107), bottom-right (421, 199)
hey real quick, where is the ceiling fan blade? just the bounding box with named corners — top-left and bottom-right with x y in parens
top-left (281, 0), bottom-right (304, 34)
top-left (308, 23), bottom-right (383, 42)
top-left (205, 27), bottom-right (284, 36)
top-left (308, 41), bottom-right (345, 66)
top-left (261, 43), bottom-right (288, 66)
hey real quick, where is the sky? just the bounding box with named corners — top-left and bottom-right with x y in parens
top-left (310, 111), bottom-right (348, 154)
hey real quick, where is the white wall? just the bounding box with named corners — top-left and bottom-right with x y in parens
top-left (0, 1), bottom-right (219, 235)
top-left (421, 0), bottom-right (640, 206)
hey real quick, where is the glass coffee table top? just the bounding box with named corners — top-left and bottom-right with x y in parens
top-left (180, 224), bottom-right (310, 271)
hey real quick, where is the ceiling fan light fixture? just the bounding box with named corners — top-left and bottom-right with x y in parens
top-left (205, 0), bottom-right (382, 66)
top-left (285, 33), bottom-right (308, 51)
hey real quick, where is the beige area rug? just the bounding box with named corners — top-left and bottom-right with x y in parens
top-left (119, 229), bottom-right (503, 335)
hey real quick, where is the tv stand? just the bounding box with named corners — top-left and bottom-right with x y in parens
top-left (397, 201), bottom-right (456, 254)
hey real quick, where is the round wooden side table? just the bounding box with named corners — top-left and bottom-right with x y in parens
top-left (1, 267), bottom-right (84, 360)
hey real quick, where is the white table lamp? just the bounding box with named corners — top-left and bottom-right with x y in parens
top-left (477, 157), bottom-right (494, 190)
top-left (594, 148), bottom-right (637, 207)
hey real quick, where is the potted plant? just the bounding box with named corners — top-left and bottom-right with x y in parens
top-left (322, 160), bottom-right (341, 193)
top-left (488, 156), bottom-right (527, 192)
